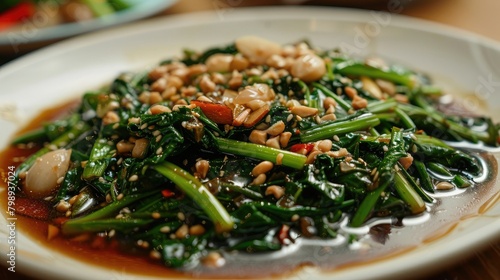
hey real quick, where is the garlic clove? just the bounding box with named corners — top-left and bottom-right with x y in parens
top-left (25, 149), bottom-right (72, 198)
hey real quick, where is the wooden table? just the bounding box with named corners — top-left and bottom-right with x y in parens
top-left (1, 0), bottom-right (499, 279)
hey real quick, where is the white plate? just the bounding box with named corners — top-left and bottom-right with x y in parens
top-left (0, 0), bottom-right (178, 50)
top-left (1, 6), bottom-right (500, 280)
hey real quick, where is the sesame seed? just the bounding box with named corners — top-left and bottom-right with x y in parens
top-left (177, 212), bottom-right (185, 221)
top-left (160, 226), bottom-right (171, 233)
top-left (373, 170), bottom-right (380, 182)
top-left (117, 193), bottom-right (124, 200)
top-left (412, 144), bottom-right (418, 153)
top-left (150, 250), bottom-right (162, 260)
top-left (108, 229), bottom-right (116, 238)
top-left (152, 212), bottom-right (161, 219)
top-left (129, 175), bottom-right (139, 182)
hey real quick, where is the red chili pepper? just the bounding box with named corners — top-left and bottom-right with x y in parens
top-left (14, 196), bottom-right (51, 220)
top-left (0, 3), bottom-right (36, 31)
top-left (191, 100), bottom-right (233, 125)
top-left (289, 143), bottom-right (314, 154)
top-left (161, 189), bottom-right (175, 198)
top-left (277, 224), bottom-right (291, 245)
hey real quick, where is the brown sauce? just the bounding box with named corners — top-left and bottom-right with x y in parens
top-left (1, 100), bottom-right (500, 279)
top-left (0, 101), bottom-right (191, 279)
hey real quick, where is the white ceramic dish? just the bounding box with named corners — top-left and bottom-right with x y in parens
top-left (0, 6), bottom-right (499, 280)
top-left (0, 0), bottom-right (178, 50)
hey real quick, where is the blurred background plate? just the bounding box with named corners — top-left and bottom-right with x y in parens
top-left (0, 0), bottom-right (178, 53)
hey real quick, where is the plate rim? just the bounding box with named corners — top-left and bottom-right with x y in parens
top-left (0, 0), bottom-right (179, 46)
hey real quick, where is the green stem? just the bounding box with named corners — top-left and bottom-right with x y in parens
top-left (395, 107), bottom-right (416, 129)
top-left (62, 191), bottom-right (158, 235)
top-left (300, 113), bottom-right (380, 143)
top-left (215, 137), bottom-right (307, 170)
top-left (221, 182), bottom-right (263, 200)
top-left (350, 128), bottom-right (406, 227)
top-left (63, 219), bottom-right (153, 235)
top-left (313, 82), bottom-right (351, 111)
top-left (350, 184), bottom-right (388, 227)
top-left (298, 80), bottom-right (315, 108)
top-left (398, 162), bottom-right (433, 202)
top-left (82, 138), bottom-right (116, 179)
top-left (394, 167), bottom-right (426, 214)
top-left (414, 134), bottom-right (450, 149)
top-left (154, 162), bottom-right (234, 233)
top-left (452, 174), bottom-right (472, 188)
top-left (412, 95), bottom-right (491, 144)
top-left (335, 61), bottom-right (415, 88)
top-left (413, 160), bottom-right (434, 193)
top-left (427, 162), bottom-right (453, 177)
top-left (366, 99), bottom-right (398, 114)
top-left (11, 127), bottom-right (46, 144)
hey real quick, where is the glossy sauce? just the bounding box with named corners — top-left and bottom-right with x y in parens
top-left (0, 101), bottom-right (191, 279)
top-left (1, 101), bottom-right (500, 279)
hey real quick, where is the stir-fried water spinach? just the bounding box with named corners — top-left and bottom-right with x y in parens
top-left (13, 36), bottom-right (496, 268)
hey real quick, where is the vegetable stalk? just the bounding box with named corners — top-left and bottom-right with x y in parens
top-left (215, 137), bottom-right (307, 169)
top-left (300, 113), bottom-right (380, 142)
top-left (154, 161), bottom-right (234, 233)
